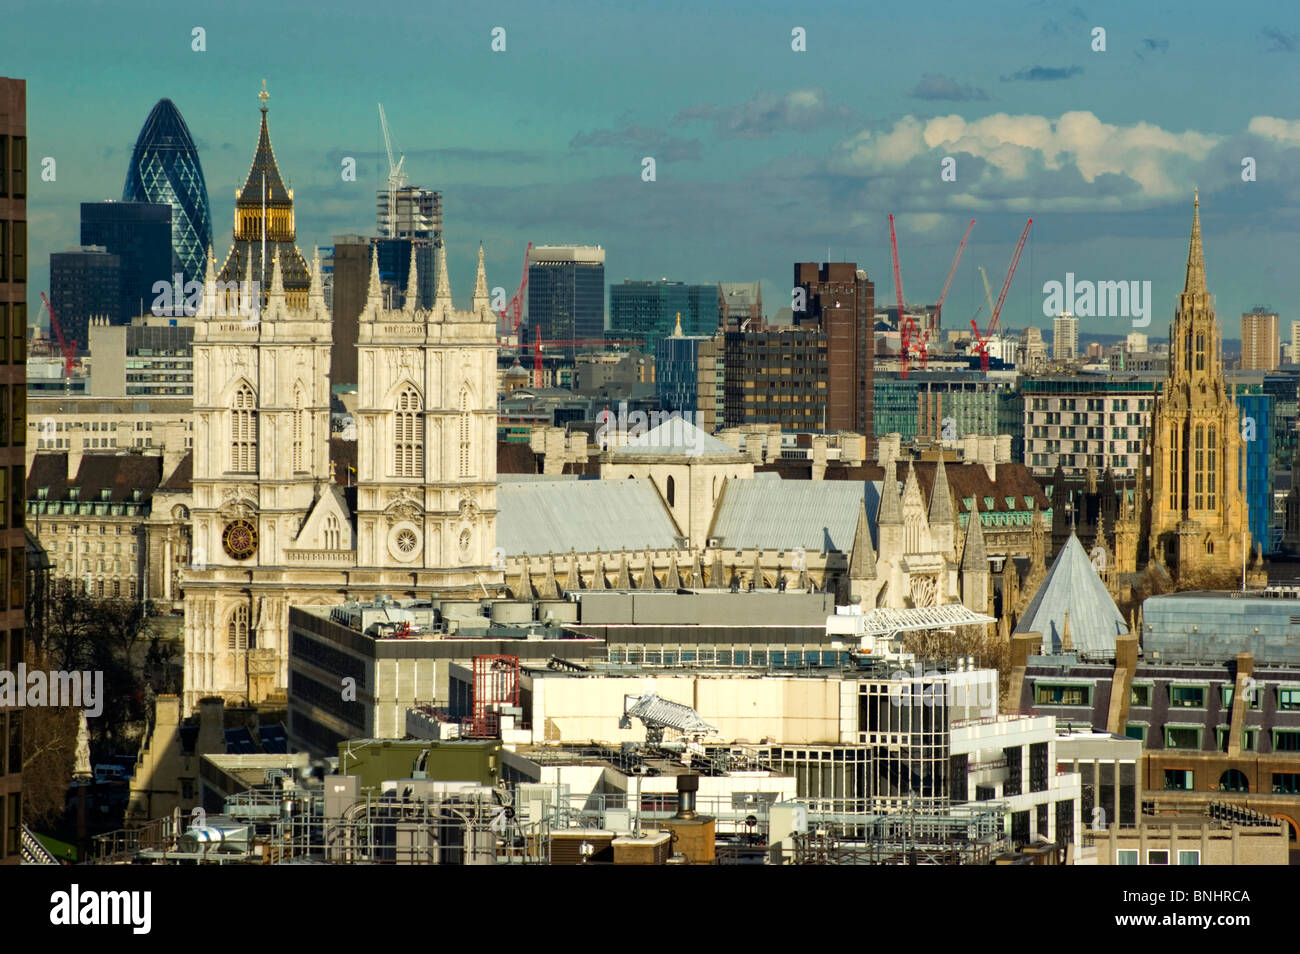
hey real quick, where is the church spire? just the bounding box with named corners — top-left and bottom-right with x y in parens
top-left (1184, 188), bottom-right (1206, 296)
top-left (364, 244), bottom-right (382, 310)
top-left (403, 243), bottom-right (419, 316)
top-left (472, 243), bottom-right (489, 315)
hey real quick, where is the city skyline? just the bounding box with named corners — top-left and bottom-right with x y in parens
top-left (7, 1), bottom-right (1300, 339)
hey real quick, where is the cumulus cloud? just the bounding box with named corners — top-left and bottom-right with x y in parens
top-left (909, 74), bottom-right (989, 102)
top-left (832, 111), bottom-right (1221, 207)
top-left (672, 88), bottom-right (853, 139)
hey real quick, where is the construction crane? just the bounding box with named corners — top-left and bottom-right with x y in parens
top-left (971, 219), bottom-right (1032, 372)
top-left (377, 103), bottom-right (408, 238)
top-left (528, 334), bottom-right (644, 388)
top-left (40, 292), bottom-right (78, 392)
top-left (497, 242), bottom-right (532, 344)
top-left (887, 214), bottom-right (917, 378)
top-left (921, 219), bottom-right (976, 368)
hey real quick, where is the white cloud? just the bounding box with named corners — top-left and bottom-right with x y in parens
top-left (834, 110), bottom-right (1221, 201)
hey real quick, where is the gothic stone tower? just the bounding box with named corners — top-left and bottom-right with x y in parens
top-left (183, 86), bottom-right (500, 713)
top-left (216, 81), bottom-right (310, 308)
top-left (1146, 191), bottom-right (1250, 585)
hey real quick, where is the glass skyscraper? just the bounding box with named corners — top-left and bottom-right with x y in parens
top-left (527, 245), bottom-right (605, 358)
top-left (122, 98), bottom-right (212, 286)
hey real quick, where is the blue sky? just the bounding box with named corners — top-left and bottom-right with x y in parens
top-left (8, 0), bottom-right (1300, 339)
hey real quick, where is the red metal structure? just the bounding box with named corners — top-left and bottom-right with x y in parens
top-left (971, 218), bottom-right (1032, 372)
top-left (40, 291), bottom-right (77, 378)
top-left (528, 336), bottom-right (643, 389)
top-left (921, 218), bottom-right (976, 369)
top-left (497, 241), bottom-right (532, 343)
top-left (469, 654), bottom-right (521, 738)
top-left (888, 214), bottom-right (916, 378)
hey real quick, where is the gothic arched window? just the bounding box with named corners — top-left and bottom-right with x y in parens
top-left (291, 386), bottom-right (306, 473)
top-left (227, 604), bottom-right (249, 651)
top-left (458, 387), bottom-right (472, 478)
top-left (394, 386), bottom-right (423, 478)
top-left (1207, 426), bottom-right (1217, 510)
top-left (1194, 425), bottom-right (1204, 510)
top-left (324, 513), bottom-right (340, 550)
top-left (232, 384), bottom-right (257, 473)
top-left (1195, 333), bottom-right (1205, 371)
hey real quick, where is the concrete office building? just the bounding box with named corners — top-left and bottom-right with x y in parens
top-left (87, 316), bottom-right (193, 397)
top-left (1052, 313), bottom-right (1078, 361)
top-left (49, 246), bottom-right (121, 351)
top-left (527, 245), bottom-right (605, 356)
top-left (1242, 307), bottom-right (1280, 371)
top-left (1021, 375), bottom-right (1161, 477)
top-left (80, 200), bottom-right (173, 324)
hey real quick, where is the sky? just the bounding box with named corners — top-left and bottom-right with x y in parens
top-left (7, 0), bottom-right (1300, 341)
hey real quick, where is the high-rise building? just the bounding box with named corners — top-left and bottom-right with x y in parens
top-left (1021, 376), bottom-right (1161, 477)
top-left (1241, 308), bottom-right (1279, 371)
top-left (80, 200), bottom-right (172, 323)
top-left (122, 98), bottom-right (213, 287)
top-left (1052, 313), bottom-right (1078, 361)
top-left (0, 75), bottom-right (26, 865)
top-left (610, 279), bottom-right (718, 344)
top-left (377, 185), bottom-right (441, 245)
top-left (49, 246), bottom-right (121, 351)
top-left (794, 262), bottom-right (875, 438)
top-left (724, 327), bottom-right (827, 431)
top-left (1135, 192), bottom-right (1254, 585)
top-left (655, 325), bottom-right (713, 414)
top-left (718, 282), bottom-right (762, 332)
top-left (215, 83), bottom-right (310, 308)
top-left (527, 245), bottom-right (605, 357)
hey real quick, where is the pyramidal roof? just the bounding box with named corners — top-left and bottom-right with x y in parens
top-left (238, 83), bottom-right (292, 206)
top-left (1014, 532), bottom-right (1128, 655)
top-left (609, 416), bottom-right (740, 457)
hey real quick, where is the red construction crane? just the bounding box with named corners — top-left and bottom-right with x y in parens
top-left (920, 218), bottom-right (976, 368)
top-left (497, 241), bottom-right (532, 343)
top-left (888, 214), bottom-right (917, 378)
top-left (528, 336), bottom-right (644, 388)
top-left (971, 218), bottom-right (1032, 372)
top-left (40, 292), bottom-right (78, 383)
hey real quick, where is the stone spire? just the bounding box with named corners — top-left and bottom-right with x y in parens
top-left (849, 498), bottom-right (877, 579)
top-left (431, 243), bottom-right (453, 321)
top-left (928, 453), bottom-right (956, 526)
top-left (364, 244), bottom-right (382, 310)
top-left (515, 554), bottom-right (533, 599)
top-left (309, 245), bottom-right (325, 311)
top-left (201, 246), bottom-right (217, 316)
top-left (710, 548), bottom-right (726, 588)
top-left (751, 550), bottom-right (766, 589)
top-left (1185, 188), bottom-right (1206, 296)
top-left (1061, 610), bottom-right (1074, 653)
top-left (961, 497), bottom-right (988, 572)
top-left (537, 556), bottom-right (559, 599)
top-left (265, 248), bottom-right (285, 320)
top-left (472, 244), bottom-right (489, 315)
top-left (403, 243), bottom-right (419, 316)
top-left (878, 459), bottom-right (903, 525)
top-left (689, 549), bottom-right (704, 588)
top-left (566, 549), bottom-right (580, 592)
top-left (591, 549), bottom-right (606, 590)
top-left (1030, 506), bottom-right (1046, 571)
top-left (665, 554), bottom-right (681, 589)
top-left (616, 551), bottom-right (632, 589)
top-left (640, 548), bottom-right (657, 590)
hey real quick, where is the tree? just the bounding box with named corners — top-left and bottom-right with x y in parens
top-left (19, 640), bottom-right (79, 828)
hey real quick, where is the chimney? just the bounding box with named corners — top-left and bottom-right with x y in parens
top-left (675, 773), bottom-right (699, 820)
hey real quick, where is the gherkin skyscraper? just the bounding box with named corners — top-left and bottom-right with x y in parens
top-left (123, 98), bottom-right (213, 286)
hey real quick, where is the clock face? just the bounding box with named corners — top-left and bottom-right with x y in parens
top-left (222, 519), bottom-right (258, 560)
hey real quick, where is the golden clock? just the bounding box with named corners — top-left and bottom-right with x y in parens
top-left (222, 519), bottom-right (258, 560)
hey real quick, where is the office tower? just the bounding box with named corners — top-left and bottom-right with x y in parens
top-left (1052, 313), bottom-right (1078, 361)
top-left (793, 262), bottom-right (875, 437)
top-left (655, 326), bottom-right (713, 414)
top-left (122, 98), bottom-right (213, 287)
top-left (527, 245), bottom-right (605, 357)
top-left (0, 75), bottom-right (25, 865)
top-left (1290, 320), bottom-right (1300, 365)
top-left (610, 279), bottom-right (719, 344)
top-left (718, 282), bottom-right (762, 332)
top-left (50, 246), bottom-right (122, 351)
top-left (1241, 308), bottom-right (1279, 371)
top-left (377, 185), bottom-right (441, 246)
top-left (80, 200), bottom-right (172, 322)
top-left (215, 84), bottom-right (311, 307)
top-left (724, 326), bottom-right (827, 430)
